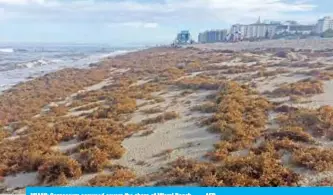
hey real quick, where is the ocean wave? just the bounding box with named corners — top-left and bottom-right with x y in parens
top-left (108, 50), bottom-right (130, 56)
top-left (97, 50), bottom-right (131, 59)
top-left (0, 48), bottom-right (138, 92)
top-left (15, 59), bottom-right (52, 69)
top-left (0, 84), bottom-right (12, 90)
top-left (0, 48), bottom-right (14, 53)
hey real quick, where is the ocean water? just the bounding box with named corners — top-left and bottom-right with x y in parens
top-left (0, 43), bottom-right (136, 92)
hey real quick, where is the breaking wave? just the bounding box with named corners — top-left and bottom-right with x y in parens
top-left (15, 59), bottom-right (59, 69)
top-left (0, 48), bottom-right (14, 53)
top-left (0, 46), bottom-right (139, 92)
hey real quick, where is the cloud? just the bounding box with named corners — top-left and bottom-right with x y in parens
top-left (109, 22), bottom-right (159, 28)
top-left (142, 22), bottom-right (159, 28)
top-left (0, 0), bottom-right (320, 43)
top-left (122, 22), bottom-right (159, 28)
top-left (0, 0), bottom-right (317, 24)
top-left (0, 0), bottom-right (44, 5)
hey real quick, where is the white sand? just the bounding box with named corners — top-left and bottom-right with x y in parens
top-left (128, 91), bottom-right (173, 124)
top-left (255, 74), bottom-right (309, 93)
top-left (291, 80), bottom-right (333, 109)
top-left (4, 172), bottom-right (38, 189)
top-left (67, 169), bottom-right (113, 186)
top-left (66, 107), bottom-right (99, 117)
top-left (14, 126), bottom-right (28, 135)
top-left (130, 79), bottom-right (153, 87)
top-left (51, 139), bottom-right (82, 153)
top-left (4, 135), bottom-right (21, 141)
top-left (113, 89), bottom-right (219, 176)
top-left (298, 170), bottom-right (333, 186)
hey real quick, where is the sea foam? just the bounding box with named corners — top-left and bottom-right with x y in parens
top-left (0, 48), bottom-right (14, 53)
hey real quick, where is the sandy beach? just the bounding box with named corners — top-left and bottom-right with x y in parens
top-left (2, 39), bottom-right (333, 191)
top-left (191, 39), bottom-right (333, 51)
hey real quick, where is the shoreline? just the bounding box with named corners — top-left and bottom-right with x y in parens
top-left (0, 47), bottom-right (140, 94)
top-left (2, 41), bottom-right (333, 190)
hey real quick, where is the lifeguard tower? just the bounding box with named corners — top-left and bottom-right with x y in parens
top-left (174, 30), bottom-right (193, 45)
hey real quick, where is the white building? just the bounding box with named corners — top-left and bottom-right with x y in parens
top-left (316, 16), bottom-right (333, 34)
top-left (198, 29), bottom-right (228, 43)
top-left (230, 24), bottom-right (247, 40)
top-left (230, 18), bottom-right (278, 40)
top-left (289, 25), bottom-right (315, 35)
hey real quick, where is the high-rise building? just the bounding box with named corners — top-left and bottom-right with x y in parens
top-left (274, 21), bottom-right (315, 35)
top-left (197, 17), bottom-right (324, 44)
top-left (230, 18), bottom-right (278, 40)
top-left (288, 25), bottom-right (315, 34)
top-left (198, 29), bottom-right (228, 43)
top-left (229, 17), bottom-right (318, 40)
top-left (316, 17), bottom-right (333, 34)
top-left (198, 33), bottom-right (205, 43)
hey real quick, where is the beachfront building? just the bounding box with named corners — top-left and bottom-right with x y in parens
top-left (288, 24), bottom-right (315, 35)
top-left (198, 32), bottom-right (205, 43)
top-left (316, 16), bottom-right (333, 34)
top-left (230, 24), bottom-right (247, 41)
top-left (230, 18), bottom-right (279, 40)
top-left (275, 23), bottom-right (316, 36)
top-left (198, 29), bottom-right (228, 43)
top-left (194, 16), bottom-right (325, 44)
top-left (230, 18), bottom-right (317, 41)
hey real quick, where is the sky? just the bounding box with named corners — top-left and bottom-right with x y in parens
top-left (0, 0), bottom-right (331, 46)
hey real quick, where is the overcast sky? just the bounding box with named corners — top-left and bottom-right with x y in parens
top-left (0, 0), bottom-right (331, 46)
